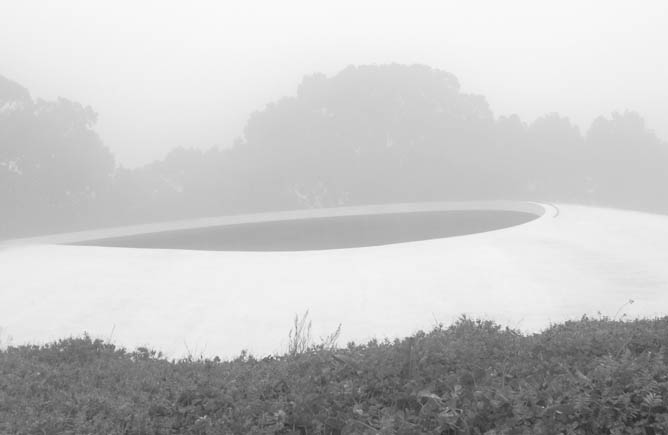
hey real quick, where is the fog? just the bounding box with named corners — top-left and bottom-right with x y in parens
top-left (4, 1), bottom-right (668, 411)
top-left (2, 0), bottom-right (668, 240)
top-left (2, 0), bottom-right (667, 167)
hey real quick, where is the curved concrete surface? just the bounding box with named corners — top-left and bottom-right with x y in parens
top-left (1, 201), bottom-right (667, 358)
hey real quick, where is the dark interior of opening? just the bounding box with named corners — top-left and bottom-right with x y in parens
top-left (68, 209), bottom-right (539, 251)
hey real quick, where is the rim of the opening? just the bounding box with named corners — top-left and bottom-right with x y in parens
top-left (1, 200), bottom-right (547, 247)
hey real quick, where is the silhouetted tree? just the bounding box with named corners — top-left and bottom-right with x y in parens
top-left (102, 66), bottom-right (668, 227)
top-left (234, 64), bottom-right (497, 207)
top-left (525, 113), bottom-right (585, 200)
top-left (585, 111), bottom-right (668, 211)
top-left (0, 74), bottom-right (115, 237)
top-left (4, 66), bottom-right (668, 239)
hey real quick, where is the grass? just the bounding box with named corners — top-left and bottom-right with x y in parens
top-left (1, 314), bottom-right (668, 434)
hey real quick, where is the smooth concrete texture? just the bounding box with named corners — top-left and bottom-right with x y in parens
top-left (1, 201), bottom-right (667, 359)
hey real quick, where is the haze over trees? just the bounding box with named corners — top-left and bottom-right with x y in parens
top-left (1, 64), bottom-right (667, 239)
top-left (0, 75), bottom-right (115, 237)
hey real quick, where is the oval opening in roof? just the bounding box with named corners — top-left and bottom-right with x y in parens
top-left (67, 202), bottom-right (545, 251)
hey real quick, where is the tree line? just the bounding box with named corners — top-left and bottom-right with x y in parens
top-left (1, 64), bottom-right (667, 238)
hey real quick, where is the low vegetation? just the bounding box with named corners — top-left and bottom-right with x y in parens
top-left (1, 315), bottom-right (668, 434)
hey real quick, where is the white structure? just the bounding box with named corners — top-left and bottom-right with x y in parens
top-left (1, 201), bottom-right (667, 358)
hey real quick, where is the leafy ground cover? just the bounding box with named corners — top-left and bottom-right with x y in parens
top-left (1, 315), bottom-right (667, 434)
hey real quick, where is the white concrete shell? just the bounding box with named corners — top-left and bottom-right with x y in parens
top-left (1, 201), bottom-right (667, 358)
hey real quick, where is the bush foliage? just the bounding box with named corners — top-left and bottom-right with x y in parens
top-left (1, 316), bottom-right (668, 434)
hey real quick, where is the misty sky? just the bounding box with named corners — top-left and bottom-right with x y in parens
top-left (1, 0), bottom-right (667, 168)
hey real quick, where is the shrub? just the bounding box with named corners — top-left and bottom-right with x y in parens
top-left (1, 316), bottom-right (667, 434)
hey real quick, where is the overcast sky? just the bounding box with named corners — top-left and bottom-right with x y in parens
top-left (1, 0), bottom-right (667, 167)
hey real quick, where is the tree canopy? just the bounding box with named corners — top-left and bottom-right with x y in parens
top-left (2, 65), bottom-right (668, 238)
top-left (0, 74), bottom-right (114, 236)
